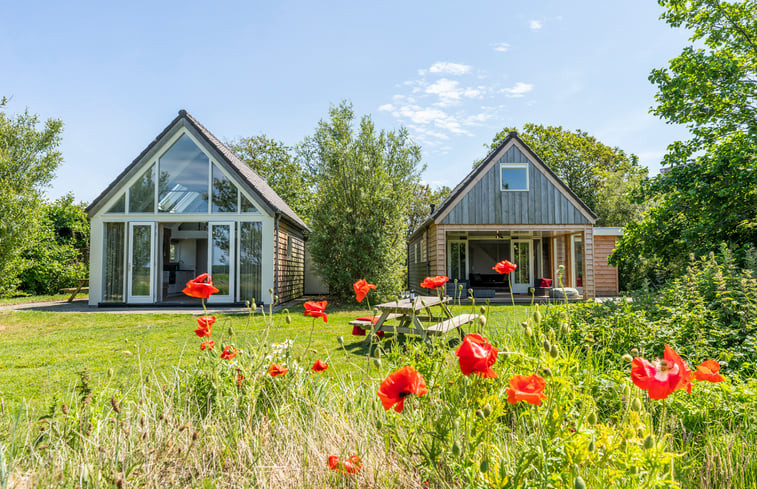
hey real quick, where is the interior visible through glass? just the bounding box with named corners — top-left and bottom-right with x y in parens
top-left (158, 134), bottom-right (210, 213)
top-left (239, 222), bottom-right (262, 303)
top-left (130, 224), bottom-right (152, 296)
top-left (210, 224), bottom-right (231, 295)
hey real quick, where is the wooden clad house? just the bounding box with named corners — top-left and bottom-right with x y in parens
top-left (86, 110), bottom-right (309, 306)
top-left (407, 131), bottom-right (621, 299)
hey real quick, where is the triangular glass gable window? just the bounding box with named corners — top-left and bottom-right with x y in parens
top-left (105, 193), bottom-right (125, 214)
top-left (240, 193), bottom-right (259, 213)
top-left (212, 163), bottom-right (238, 213)
top-left (128, 164), bottom-right (155, 213)
top-left (158, 134), bottom-right (209, 213)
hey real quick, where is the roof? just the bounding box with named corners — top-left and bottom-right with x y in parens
top-left (86, 110), bottom-right (310, 232)
top-left (408, 131), bottom-right (597, 240)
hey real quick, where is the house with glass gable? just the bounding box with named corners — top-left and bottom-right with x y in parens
top-left (86, 110), bottom-right (309, 306)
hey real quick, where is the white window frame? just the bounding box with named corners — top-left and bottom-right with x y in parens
top-left (499, 163), bottom-right (529, 192)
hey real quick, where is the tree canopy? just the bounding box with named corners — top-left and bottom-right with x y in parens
top-left (0, 105), bottom-right (64, 296)
top-left (406, 184), bottom-right (451, 237)
top-left (300, 101), bottom-right (424, 298)
top-left (488, 124), bottom-right (647, 226)
top-left (228, 135), bottom-right (313, 222)
top-left (611, 0), bottom-right (757, 281)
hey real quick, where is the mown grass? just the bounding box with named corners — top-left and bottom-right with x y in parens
top-left (0, 301), bottom-right (531, 410)
top-left (0, 293), bottom-right (84, 306)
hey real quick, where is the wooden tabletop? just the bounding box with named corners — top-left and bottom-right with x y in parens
top-left (375, 295), bottom-right (449, 313)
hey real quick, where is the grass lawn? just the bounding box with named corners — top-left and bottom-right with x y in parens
top-left (0, 293), bottom-right (86, 306)
top-left (0, 302), bottom-right (534, 410)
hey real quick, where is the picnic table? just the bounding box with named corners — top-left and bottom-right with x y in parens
top-left (351, 295), bottom-right (479, 345)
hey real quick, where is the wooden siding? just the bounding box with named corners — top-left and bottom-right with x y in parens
top-left (275, 220), bottom-right (305, 303)
top-left (583, 227), bottom-right (595, 299)
top-left (407, 231), bottom-right (428, 291)
top-left (440, 145), bottom-right (592, 226)
top-left (594, 235), bottom-right (619, 296)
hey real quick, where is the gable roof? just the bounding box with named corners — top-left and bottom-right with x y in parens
top-left (86, 110), bottom-right (310, 232)
top-left (409, 131), bottom-right (597, 239)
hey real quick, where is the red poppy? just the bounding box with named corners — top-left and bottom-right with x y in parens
top-left (694, 360), bottom-right (725, 383)
top-left (377, 366), bottom-right (428, 413)
top-left (353, 279), bottom-right (377, 303)
top-left (220, 346), bottom-right (237, 360)
top-left (493, 260), bottom-right (517, 274)
top-left (455, 334), bottom-right (499, 378)
top-left (194, 315), bottom-right (216, 337)
top-left (342, 455), bottom-right (363, 474)
top-left (304, 300), bottom-right (328, 322)
top-left (182, 273), bottom-right (220, 299)
top-left (311, 360), bottom-right (329, 372)
top-left (269, 364), bottom-right (288, 377)
top-left (327, 455), bottom-right (362, 474)
top-left (236, 374), bottom-right (244, 386)
top-left (506, 374), bottom-right (547, 406)
top-left (420, 275), bottom-right (450, 290)
top-left (631, 344), bottom-right (693, 400)
top-left (200, 339), bottom-right (215, 350)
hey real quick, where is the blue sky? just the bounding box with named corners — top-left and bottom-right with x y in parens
top-left (2, 0), bottom-right (692, 203)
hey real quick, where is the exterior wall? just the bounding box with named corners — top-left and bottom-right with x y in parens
top-left (88, 216), bottom-right (104, 306)
top-left (407, 230), bottom-right (429, 291)
top-left (439, 144), bottom-right (592, 226)
top-left (583, 226), bottom-right (596, 299)
top-left (594, 235), bottom-right (619, 296)
top-left (275, 219), bottom-right (305, 303)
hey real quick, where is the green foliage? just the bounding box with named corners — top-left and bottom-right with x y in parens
top-left (18, 194), bottom-right (89, 295)
top-left (300, 101), bottom-right (424, 298)
top-left (488, 124), bottom-right (647, 227)
top-left (407, 183), bottom-right (451, 236)
top-left (228, 134), bottom-right (314, 222)
top-left (0, 106), bottom-right (63, 296)
top-left (614, 0), bottom-right (757, 279)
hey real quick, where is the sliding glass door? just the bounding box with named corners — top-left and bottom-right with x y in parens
top-left (207, 222), bottom-right (235, 303)
top-left (510, 240), bottom-right (533, 294)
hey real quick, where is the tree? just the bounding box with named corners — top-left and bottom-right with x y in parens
top-left (611, 0), bottom-right (757, 280)
top-left (18, 194), bottom-right (89, 295)
top-left (300, 101), bottom-right (424, 298)
top-left (227, 135), bottom-right (313, 221)
top-left (407, 184), bottom-right (451, 236)
top-left (488, 124), bottom-right (647, 226)
top-left (0, 105), bottom-right (64, 296)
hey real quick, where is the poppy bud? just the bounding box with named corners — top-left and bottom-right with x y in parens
top-left (543, 339), bottom-right (551, 353)
top-left (373, 358), bottom-right (382, 369)
top-left (587, 412), bottom-right (597, 424)
top-left (631, 398), bottom-right (642, 412)
top-left (285, 315), bottom-right (292, 324)
top-left (478, 316), bottom-right (487, 327)
top-left (542, 367), bottom-right (553, 377)
top-left (376, 419), bottom-right (382, 430)
top-left (475, 409), bottom-right (485, 419)
top-left (483, 404), bottom-right (492, 418)
top-left (643, 434), bottom-right (655, 449)
top-left (192, 430), bottom-right (199, 443)
top-left (480, 306), bottom-right (486, 315)
top-left (274, 295), bottom-right (279, 303)
top-left (550, 344), bottom-right (559, 358)
top-left (228, 326), bottom-right (234, 337)
top-left (111, 396), bottom-right (121, 414)
top-left (559, 322), bottom-right (569, 335)
top-left (574, 476), bottom-right (586, 489)
top-left (630, 348), bottom-right (639, 356)
top-left (621, 354), bottom-right (633, 363)
top-left (525, 327), bottom-right (533, 338)
top-left (587, 438), bottom-right (595, 452)
top-left (451, 440), bottom-right (462, 457)
top-left (337, 336), bottom-right (344, 345)
top-left (268, 288), bottom-right (274, 295)
top-left (250, 299), bottom-right (257, 310)
top-left (108, 368), bottom-right (114, 378)
top-left (533, 310), bottom-right (542, 324)
top-left (480, 458), bottom-right (490, 473)
top-left (61, 403), bottom-right (69, 415)
top-left (521, 321), bottom-right (529, 329)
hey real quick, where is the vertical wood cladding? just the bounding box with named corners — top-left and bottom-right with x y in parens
top-left (594, 235), bottom-right (619, 296)
top-left (440, 145), bottom-right (593, 226)
top-left (275, 220), bottom-right (305, 303)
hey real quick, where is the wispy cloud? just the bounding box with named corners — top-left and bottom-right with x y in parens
top-left (529, 20), bottom-right (543, 30)
top-left (501, 82), bottom-right (534, 98)
top-left (491, 42), bottom-right (511, 53)
top-left (424, 61), bottom-right (472, 76)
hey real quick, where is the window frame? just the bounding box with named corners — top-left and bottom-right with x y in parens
top-left (499, 163), bottom-right (529, 192)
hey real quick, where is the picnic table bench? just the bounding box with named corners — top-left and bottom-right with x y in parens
top-left (60, 278), bottom-right (89, 302)
top-left (359, 295), bottom-right (479, 345)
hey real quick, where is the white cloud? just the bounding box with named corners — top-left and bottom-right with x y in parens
top-left (427, 62), bottom-right (472, 75)
top-left (501, 82), bottom-right (534, 98)
top-left (529, 20), bottom-right (543, 30)
top-left (426, 78), bottom-right (462, 100)
top-left (378, 104), bottom-right (394, 112)
top-left (491, 42), bottom-right (510, 53)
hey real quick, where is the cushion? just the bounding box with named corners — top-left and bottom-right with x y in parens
top-left (550, 287), bottom-right (580, 299)
top-left (472, 289), bottom-right (496, 299)
top-left (353, 316), bottom-right (384, 337)
top-left (538, 278), bottom-right (553, 288)
top-left (576, 277), bottom-right (582, 287)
